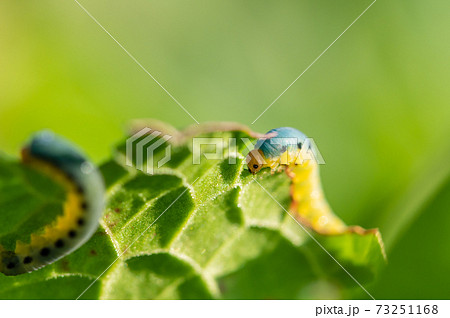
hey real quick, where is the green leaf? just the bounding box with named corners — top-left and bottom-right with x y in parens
top-left (0, 123), bottom-right (385, 299)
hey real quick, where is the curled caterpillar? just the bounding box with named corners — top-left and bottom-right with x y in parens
top-left (0, 131), bottom-right (104, 276)
top-left (247, 127), bottom-right (347, 234)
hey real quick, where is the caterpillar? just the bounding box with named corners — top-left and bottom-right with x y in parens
top-left (0, 131), bottom-right (105, 276)
top-left (247, 127), bottom-right (307, 174)
top-left (247, 127), bottom-right (347, 234)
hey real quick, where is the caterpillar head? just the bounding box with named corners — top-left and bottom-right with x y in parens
top-left (246, 149), bottom-right (266, 174)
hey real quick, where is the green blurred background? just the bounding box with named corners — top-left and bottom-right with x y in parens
top-left (1, 0), bottom-right (449, 298)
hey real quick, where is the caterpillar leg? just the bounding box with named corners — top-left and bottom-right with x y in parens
top-left (0, 131), bottom-right (105, 276)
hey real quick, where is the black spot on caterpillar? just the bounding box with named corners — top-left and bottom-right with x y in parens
top-left (0, 131), bottom-right (105, 276)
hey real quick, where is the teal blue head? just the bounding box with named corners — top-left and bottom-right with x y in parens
top-left (23, 131), bottom-right (86, 168)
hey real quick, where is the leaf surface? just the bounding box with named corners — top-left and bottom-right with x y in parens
top-left (0, 123), bottom-right (385, 299)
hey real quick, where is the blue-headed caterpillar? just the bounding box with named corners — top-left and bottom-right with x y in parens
top-left (0, 131), bottom-right (104, 276)
top-left (247, 127), bottom-right (347, 234)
